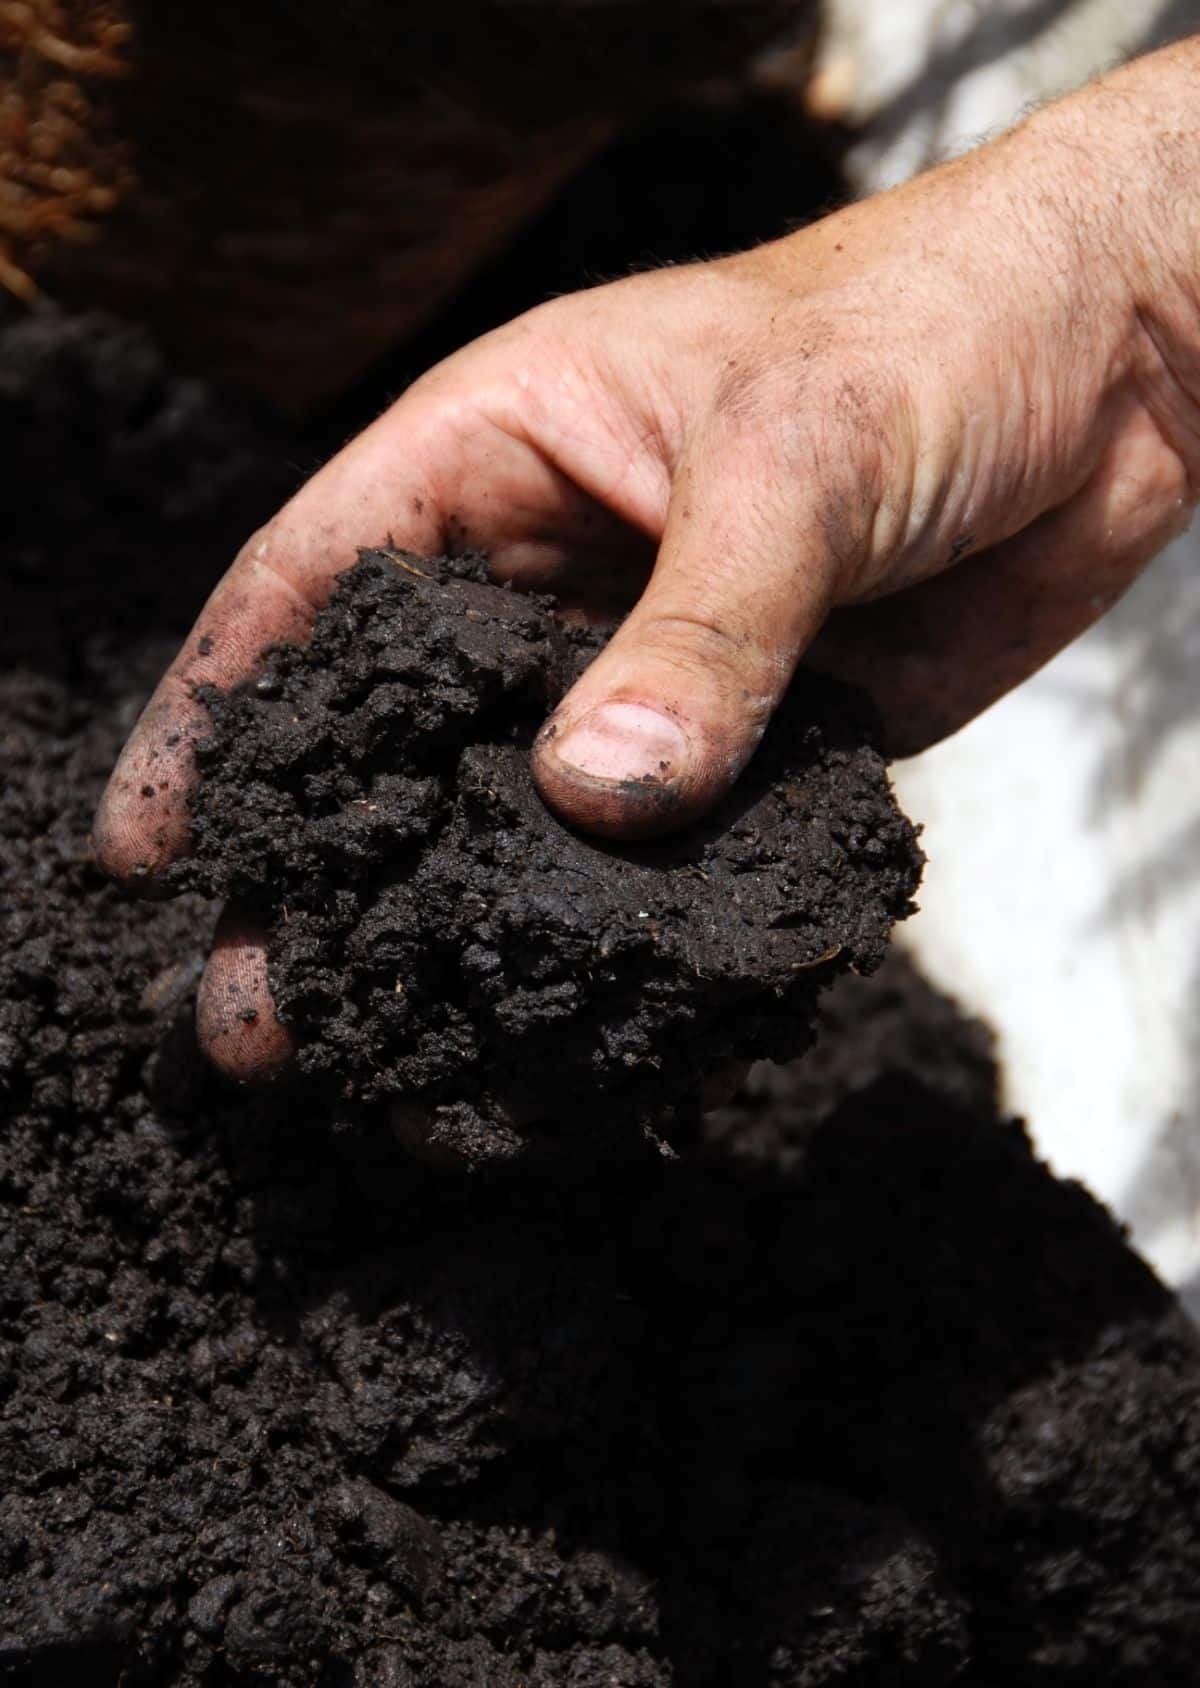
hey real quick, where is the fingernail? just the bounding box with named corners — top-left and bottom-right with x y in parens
top-left (550, 702), bottom-right (691, 786)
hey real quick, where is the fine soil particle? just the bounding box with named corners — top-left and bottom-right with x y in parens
top-left (4, 311), bottom-right (1200, 1683)
top-left (176, 551), bottom-right (923, 1162)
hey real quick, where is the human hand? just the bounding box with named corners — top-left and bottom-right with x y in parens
top-left (94, 40), bottom-right (1200, 1080)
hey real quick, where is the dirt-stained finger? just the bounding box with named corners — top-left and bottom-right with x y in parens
top-left (196, 906), bottom-right (295, 1083)
top-left (93, 533), bottom-right (327, 886)
top-left (93, 396), bottom-right (457, 888)
top-left (532, 434), bottom-right (840, 840)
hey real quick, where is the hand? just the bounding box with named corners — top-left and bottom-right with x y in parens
top-left (94, 40), bottom-right (1200, 1081)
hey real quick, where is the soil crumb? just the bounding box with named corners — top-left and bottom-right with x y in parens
top-left (177, 551), bottom-right (923, 1162)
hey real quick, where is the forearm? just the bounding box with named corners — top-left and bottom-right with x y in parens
top-left (1026, 36), bottom-right (1200, 467)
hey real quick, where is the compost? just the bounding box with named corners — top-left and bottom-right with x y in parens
top-left (174, 550), bottom-right (920, 1162)
top-left (4, 314), bottom-right (1200, 1684)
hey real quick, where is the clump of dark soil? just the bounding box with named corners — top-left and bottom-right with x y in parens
top-left (5, 310), bottom-right (1200, 1682)
top-left (176, 551), bottom-right (922, 1161)
top-left (6, 609), bottom-right (1200, 1683)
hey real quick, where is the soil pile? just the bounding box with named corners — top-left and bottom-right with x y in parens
top-left (175, 551), bottom-right (921, 1162)
top-left (4, 317), bottom-right (1200, 1684)
top-left (0, 305), bottom-right (293, 682)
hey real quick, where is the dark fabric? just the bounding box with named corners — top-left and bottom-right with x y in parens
top-left (31, 0), bottom-right (811, 410)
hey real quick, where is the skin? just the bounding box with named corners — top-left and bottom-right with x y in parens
top-left (95, 40), bottom-right (1200, 1080)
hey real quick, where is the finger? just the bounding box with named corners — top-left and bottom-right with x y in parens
top-left (92, 323), bottom-right (644, 888)
top-left (93, 540), bottom-right (322, 885)
top-left (808, 412), bottom-right (1193, 754)
top-left (532, 435), bottom-right (850, 838)
top-left (195, 906), bottom-right (295, 1083)
top-left (93, 417), bottom-right (448, 887)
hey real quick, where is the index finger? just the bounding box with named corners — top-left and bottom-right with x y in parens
top-left (92, 419), bottom-right (444, 887)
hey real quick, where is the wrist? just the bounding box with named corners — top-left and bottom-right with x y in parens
top-left (1032, 39), bottom-right (1200, 459)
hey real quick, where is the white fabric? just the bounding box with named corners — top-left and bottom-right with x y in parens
top-left (815, 0), bottom-right (1200, 1310)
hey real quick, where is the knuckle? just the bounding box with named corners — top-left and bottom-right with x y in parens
top-left (641, 609), bottom-right (745, 663)
top-left (635, 609), bottom-right (771, 705)
top-left (709, 331), bottom-right (904, 595)
top-left (712, 335), bottom-right (894, 494)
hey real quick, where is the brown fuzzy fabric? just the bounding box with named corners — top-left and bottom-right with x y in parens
top-left (0, 0), bottom-right (134, 300)
top-left (10, 1), bottom-right (808, 413)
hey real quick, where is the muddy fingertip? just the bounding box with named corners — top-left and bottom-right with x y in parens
top-left (196, 914), bottom-right (295, 1083)
top-left (92, 699), bottom-right (200, 890)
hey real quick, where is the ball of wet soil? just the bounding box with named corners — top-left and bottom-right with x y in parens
top-left (179, 550), bottom-right (923, 1161)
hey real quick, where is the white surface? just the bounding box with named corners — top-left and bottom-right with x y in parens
top-left (893, 532), bottom-right (1200, 1313)
top-left (818, 0), bottom-right (1187, 194)
top-left (818, 0), bottom-right (1200, 1306)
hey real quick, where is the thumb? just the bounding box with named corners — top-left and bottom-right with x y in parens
top-left (532, 448), bottom-right (842, 839)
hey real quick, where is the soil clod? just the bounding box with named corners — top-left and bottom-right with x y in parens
top-left (177, 550), bottom-right (923, 1162)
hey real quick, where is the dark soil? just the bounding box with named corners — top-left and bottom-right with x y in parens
top-left (176, 551), bottom-right (921, 1162)
top-left (3, 192), bottom-right (1200, 1687)
top-left (5, 303), bottom-right (1200, 1688)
